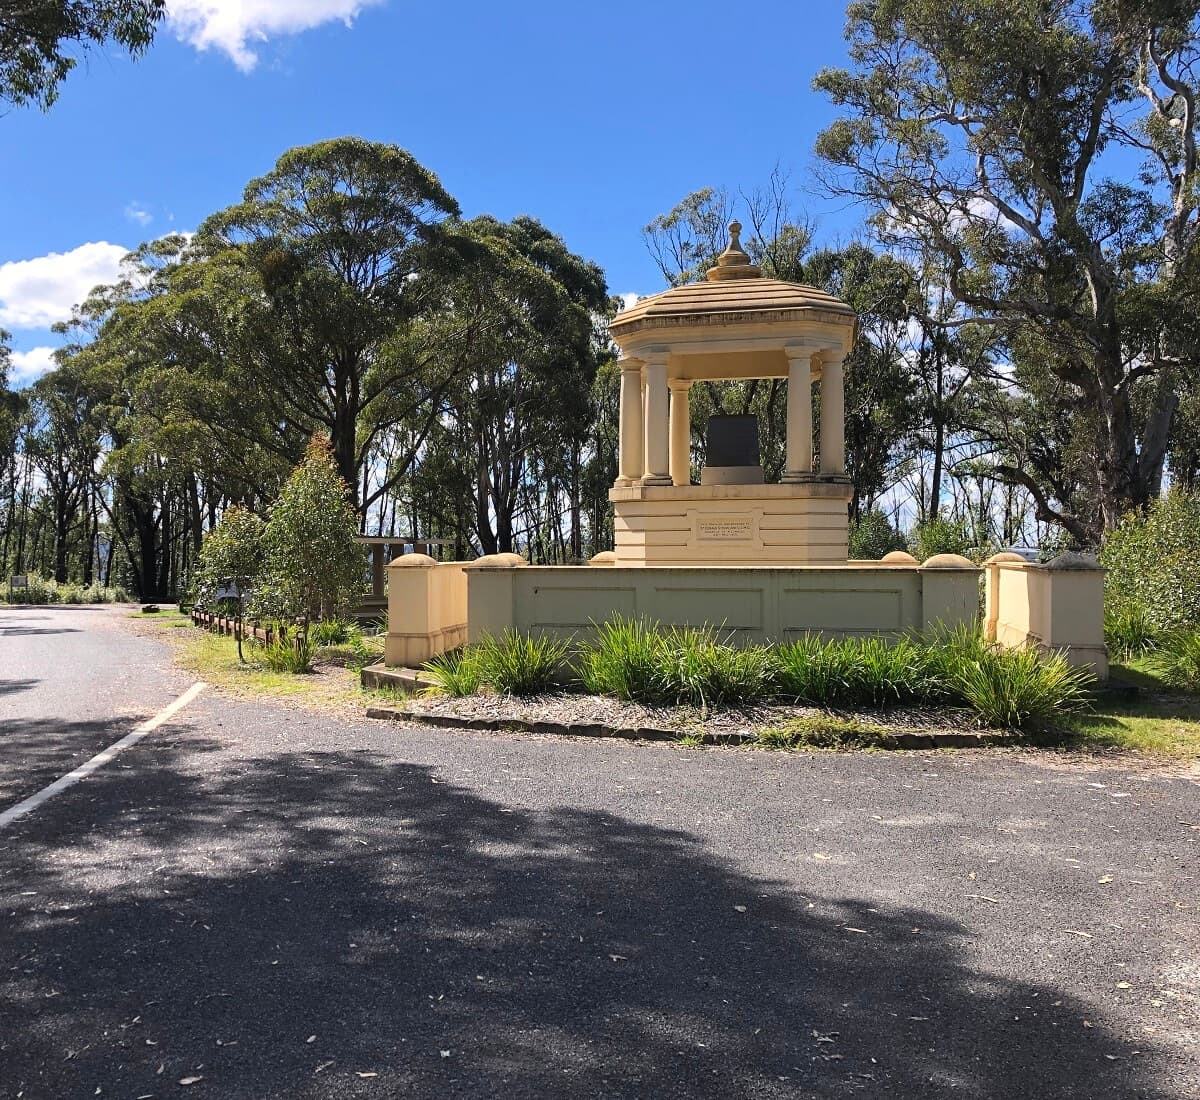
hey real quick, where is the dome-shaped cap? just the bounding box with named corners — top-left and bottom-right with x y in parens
top-left (611, 222), bottom-right (855, 337)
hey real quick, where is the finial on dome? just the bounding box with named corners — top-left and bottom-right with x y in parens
top-left (707, 219), bottom-right (762, 281)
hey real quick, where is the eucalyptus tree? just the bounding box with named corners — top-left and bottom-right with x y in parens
top-left (1, 0), bottom-right (165, 108)
top-left (432, 215), bottom-right (610, 556)
top-left (814, 0), bottom-right (1200, 539)
top-left (198, 138), bottom-right (463, 517)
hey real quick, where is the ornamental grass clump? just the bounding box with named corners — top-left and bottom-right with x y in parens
top-left (423, 647), bottom-right (483, 697)
top-left (1148, 630), bottom-right (1200, 691)
top-left (653, 625), bottom-right (777, 714)
top-left (254, 632), bottom-right (314, 674)
top-left (474, 630), bottom-right (571, 696)
top-left (577, 616), bottom-right (663, 702)
top-left (774, 636), bottom-right (867, 706)
top-left (946, 645), bottom-right (1091, 729)
top-left (1104, 604), bottom-right (1158, 663)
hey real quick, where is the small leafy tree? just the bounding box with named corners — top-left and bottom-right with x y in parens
top-left (1102, 491), bottom-right (1200, 634)
top-left (849, 510), bottom-right (907, 560)
top-left (908, 516), bottom-right (972, 562)
top-left (194, 504), bottom-right (265, 662)
top-left (255, 435), bottom-right (363, 638)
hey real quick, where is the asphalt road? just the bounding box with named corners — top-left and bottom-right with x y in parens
top-left (0, 604), bottom-right (1197, 1099)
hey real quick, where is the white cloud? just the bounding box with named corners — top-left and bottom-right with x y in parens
top-left (125, 202), bottom-right (154, 227)
top-left (166, 0), bottom-right (387, 71)
top-left (9, 347), bottom-right (58, 388)
top-left (618, 292), bottom-right (642, 312)
top-left (0, 242), bottom-right (129, 329)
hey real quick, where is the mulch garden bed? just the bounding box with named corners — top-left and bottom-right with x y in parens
top-left (366, 691), bottom-right (1005, 749)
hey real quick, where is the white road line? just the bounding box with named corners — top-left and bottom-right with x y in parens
top-left (0, 681), bottom-right (207, 831)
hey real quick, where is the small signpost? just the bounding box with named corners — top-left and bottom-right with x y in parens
top-left (8, 575), bottom-right (28, 601)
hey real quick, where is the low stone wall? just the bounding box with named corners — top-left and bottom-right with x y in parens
top-left (384, 555), bottom-right (468, 667)
top-left (464, 554), bottom-right (980, 648)
top-left (984, 552), bottom-right (1108, 678)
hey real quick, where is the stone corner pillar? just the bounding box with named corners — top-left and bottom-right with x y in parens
top-left (819, 349), bottom-right (847, 477)
top-left (782, 348), bottom-right (814, 482)
top-left (642, 353), bottom-right (672, 486)
top-left (668, 379), bottom-right (691, 487)
top-left (616, 358), bottom-right (644, 487)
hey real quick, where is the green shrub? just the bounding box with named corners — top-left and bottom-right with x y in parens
top-left (1148, 630), bottom-right (1200, 691)
top-left (475, 630), bottom-right (571, 696)
top-left (774, 635), bottom-right (860, 705)
top-left (908, 515), bottom-right (972, 562)
top-left (311, 618), bottom-right (360, 646)
top-left (848, 510), bottom-right (907, 560)
top-left (3, 575), bottom-right (128, 605)
top-left (1105, 604), bottom-right (1159, 662)
top-left (774, 635), bottom-right (934, 708)
top-left (948, 645), bottom-right (1091, 729)
top-left (254, 633), bottom-right (314, 674)
top-left (423, 648), bottom-right (483, 697)
top-left (1102, 491), bottom-right (1200, 634)
top-left (577, 616), bottom-right (663, 701)
top-left (653, 625), bottom-right (778, 712)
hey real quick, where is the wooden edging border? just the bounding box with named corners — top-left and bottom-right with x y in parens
top-left (363, 705), bottom-right (992, 749)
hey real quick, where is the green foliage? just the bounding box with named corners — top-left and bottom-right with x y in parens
top-left (254, 436), bottom-right (364, 628)
top-left (253, 633), bottom-right (314, 674)
top-left (758, 715), bottom-right (897, 751)
top-left (1102, 492), bottom-right (1200, 635)
top-left (423, 648), bottom-right (484, 698)
top-left (1148, 631), bottom-right (1200, 692)
top-left (577, 616), bottom-right (665, 702)
top-left (194, 504), bottom-right (265, 608)
top-left (948, 646), bottom-right (1092, 730)
top-left (848, 510), bottom-right (907, 560)
top-left (1104, 604), bottom-right (1159, 663)
top-left (908, 516), bottom-right (971, 562)
top-left (3, 574), bottom-right (128, 605)
top-left (473, 630), bottom-right (571, 696)
top-left (578, 617), bottom-right (776, 711)
top-left (774, 635), bottom-right (936, 708)
top-left (0, 0), bottom-right (165, 110)
top-left (652, 626), bottom-right (779, 713)
top-left (309, 618), bottom-right (360, 646)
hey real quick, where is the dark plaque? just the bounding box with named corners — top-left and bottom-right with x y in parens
top-left (706, 415), bottom-right (760, 468)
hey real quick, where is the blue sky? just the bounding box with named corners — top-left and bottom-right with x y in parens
top-left (0, 0), bottom-right (863, 385)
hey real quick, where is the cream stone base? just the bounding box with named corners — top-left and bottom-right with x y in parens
top-left (610, 482), bottom-right (852, 566)
top-left (984, 552), bottom-right (1109, 678)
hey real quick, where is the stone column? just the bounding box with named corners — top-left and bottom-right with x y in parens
top-left (668, 379), bottom-right (691, 487)
top-left (642, 354), bottom-right (671, 485)
top-left (782, 349), bottom-right (813, 481)
top-left (616, 358), bottom-right (644, 485)
top-left (819, 350), bottom-right (846, 476)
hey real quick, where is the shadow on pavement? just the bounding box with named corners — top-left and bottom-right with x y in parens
top-left (0, 678), bottom-right (38, 696)
top-left (0, 741), bottom-right (1173, 1099)
top-left (0, 624), bottom-right (83, 636)
top-left (0, 717), bottom-right (141, 809)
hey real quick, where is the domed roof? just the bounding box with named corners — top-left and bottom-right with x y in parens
top-left (611, 221), bottom-right (855, 337)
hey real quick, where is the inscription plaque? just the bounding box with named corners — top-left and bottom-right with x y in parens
top-left (697, 517), bottom-right (754, 541)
